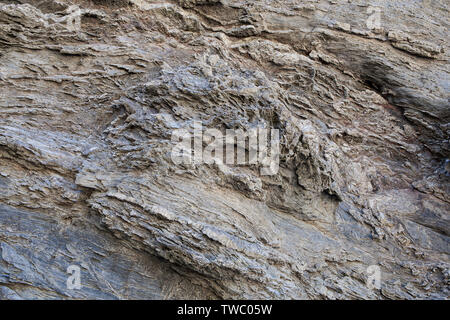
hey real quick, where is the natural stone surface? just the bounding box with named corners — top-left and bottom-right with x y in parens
top-left (0, 0), bottom-right (448, 299)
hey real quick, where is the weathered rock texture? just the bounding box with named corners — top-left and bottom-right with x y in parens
top-left (0, 0), bottom-right (448, 299)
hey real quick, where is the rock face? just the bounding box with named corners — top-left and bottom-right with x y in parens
top-left (0, 0), bottom-right (448, 299)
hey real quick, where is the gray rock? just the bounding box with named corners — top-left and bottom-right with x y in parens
top-left (0, 0), bottom-right (448, 299)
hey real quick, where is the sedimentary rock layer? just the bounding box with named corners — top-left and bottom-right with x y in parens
top-left (0, 0), bottom-right (448, 299)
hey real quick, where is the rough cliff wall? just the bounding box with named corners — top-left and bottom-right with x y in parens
top-left (0, 0), bottom-right (448, 299)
